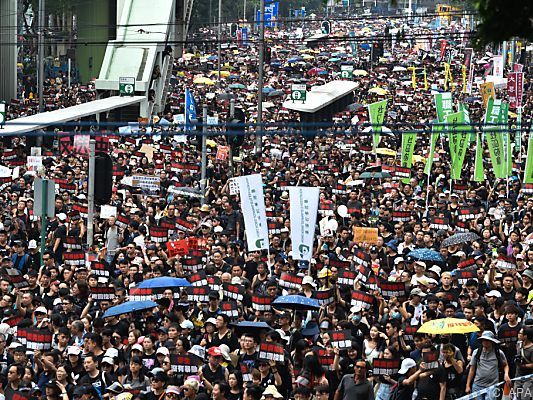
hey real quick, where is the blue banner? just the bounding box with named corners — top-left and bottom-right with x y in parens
top-left (185, 89), bottom-right (197, 131)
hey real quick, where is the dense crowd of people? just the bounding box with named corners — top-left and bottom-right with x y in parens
top-left (1, 8), bottom-right (533, 400)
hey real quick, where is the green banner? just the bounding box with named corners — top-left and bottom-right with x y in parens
top-left (446, 110), bottom-right (470, 180)
top-left (434, 92), bottom-right (453, 122)
top-left (424, 119), bottom-right (440, 175)
top-left (368, 100), bottom-right (388, 150)
top-left (524, 133), bottom-right (533, 184)
top-left (474, 133), bottom-right (484, 181)
top-left (500, 102), bottom-right (512, 176)
top-left (401, 131), bottom-right (417, 183)
top-left (484, 98), bottom-right (506, 178)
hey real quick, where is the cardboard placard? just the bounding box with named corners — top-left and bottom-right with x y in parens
top-left (372, 358), bottom-right (401, 376)
top-left (330, 330), bottom-right (353, 350)
top-left (259, 342), bottom-right (285, 363)
top-left (352, 227), bottom-right (379, 244)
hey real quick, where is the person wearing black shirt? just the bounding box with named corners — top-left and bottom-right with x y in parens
top-left (211, 314), bottom-right (239, 352)
top-left (200, 347), bottom-right (229, 394)
top-left (415, 345), bottom-right (446, 400)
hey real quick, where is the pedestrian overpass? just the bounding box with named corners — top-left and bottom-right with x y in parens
top-left (4, 0), bottom-right (194, 136)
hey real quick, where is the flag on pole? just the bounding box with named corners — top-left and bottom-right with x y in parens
top-left (368, 100), bottom-right (387, 151)
top-left (434, 93), bottom-right (453, 123)
top-left (236, 174), bottom-right (269, 251)
top-left (185, 89), bottom-right (197, 131)
top-left (288, 187), bottom-right (319, 261)
top-left (424, 120), bottom-right (440, 176)
top-left (499, 101), bottom-right (512, 176)
top-left (474, 133), bottom-right (484, 181)
top-left (524, 133), bottom-right (533, 184)
top-left (484, 98), bottom-right (506, 178)
top-left (446, 110), bottom-right (470, 180)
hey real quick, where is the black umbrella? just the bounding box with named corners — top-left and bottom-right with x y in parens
top-left (268, 90), bottom-right (285, 98)
top-left (441, 232), bottom-right (480, 247)
top-left (217, 92), bottom-right (235, 100)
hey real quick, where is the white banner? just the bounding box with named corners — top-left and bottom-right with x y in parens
top-left (289, 187), bottom-right (319, 261)
top-left (492, 55), bottom-right (504, 78)
top-left (237, 174), bottom-right (269, 251)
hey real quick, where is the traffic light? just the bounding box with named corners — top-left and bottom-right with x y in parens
top-left (228, 108), bottom-right (246, 155)
top-left (94, 153), bottom-right (113, 205)
top-left (264, 47), bottom-right (272, 64)
top-left (321, 20), bottom-right (331, 35)
top-left (230, 23), bottom-right (238, 38)
top-left (371, 42), bottom-right (383, 61)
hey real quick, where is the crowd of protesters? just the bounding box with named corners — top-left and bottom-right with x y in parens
top-left (1, 8), bottom-right (533, 400)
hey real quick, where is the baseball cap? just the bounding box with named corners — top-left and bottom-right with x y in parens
top-left (101, 357), bottom-right (114, 365)
top-left (486, 290), bottom-right (502, 298)
top-left (57, 213), bottom-right (67, 222)
top-left (398, 358), bottom-right (417, 374)
top-left (131, 344), bottom-right (143, 352)
top-left (28, 240), bottom-right (37, 249)
top-left (34, 306), bottom-right (48, 315)
top-left (156, 347), bottom-right (170, 356)
top-left (67, 346), bottom-right (82, 356)
top-left (166, 386), bottom-right (180, 395)
top-left (410, 288), bottom-right (426, 297)
top-left (207, 346), bottom-right (223, 357)
top-left (180, 320), bottom-right (194, 330)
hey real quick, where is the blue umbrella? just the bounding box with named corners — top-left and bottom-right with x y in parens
top-left (361, 44), bottom-right (370, 50)
top-left (287, 56), bottom-right (303, 63)
top-left (137, 277), bottom-right (191, 289)
top-left (270, 60), bottom-right (282, 66)
top-left (408, 248), bottom-right (444, 263)
top-left (318, 70), bottom-right (329, 75)
top-left (231, 321), bottom-right (273, 333)
top-left (207, 55), bottom-right (218, 61)
top-left (272, 295), bottom-right (320, 311)
top-left (262, 87), bottom-right (275, 94)
top-left (103, 300), bottom-right (157, 318)
top-left (328, 57), bottom-right (340, 63)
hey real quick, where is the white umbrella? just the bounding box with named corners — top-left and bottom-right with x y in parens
top-left (393, 66), bottom-right (407, 72)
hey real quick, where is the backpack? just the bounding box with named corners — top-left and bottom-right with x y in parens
top-left (473, 345), bottom-right (504, 381)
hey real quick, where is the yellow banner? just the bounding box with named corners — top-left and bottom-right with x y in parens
top-left (480, 82), bottom-right (496, 108)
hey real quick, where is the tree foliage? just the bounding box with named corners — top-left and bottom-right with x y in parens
top-left (469, 0), bottom-right (533, 46)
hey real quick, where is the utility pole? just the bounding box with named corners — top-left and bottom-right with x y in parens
top-left (256, 0), bottom-right (265, 153)
top-left (37, 0), bottom-right (45, 146)
top-left (201, 105), bottom-right (208, 204)
top-left (87, 139), bottom-right (96, 247)
top-left (217, 0), bottom-right (222, 87)
top-left (229, 98), bottom-right (235, 177)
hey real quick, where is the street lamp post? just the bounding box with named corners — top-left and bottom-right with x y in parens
top-left (256, 0), bottom-right (265, 153)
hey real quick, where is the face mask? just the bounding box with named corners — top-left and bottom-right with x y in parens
top-left (392, 312), bottom-right (402, 320)
top-left (352, 315), bottom-right (361, 323)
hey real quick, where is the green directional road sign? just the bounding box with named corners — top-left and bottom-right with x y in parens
top-left (119, 77), bottom-right (135, 96)
top-left (340, 65), bottom-right (354, 79)
top-left (291, 84), bottom-right (307, 102)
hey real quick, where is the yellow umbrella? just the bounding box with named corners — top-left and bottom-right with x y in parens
top-left (210, 70), bottom-right (230, 77)
top-left (206, 139), bottom-right (217, 147)
top-left (369, 87), bottom-right (389, 95)
top-left (302, 54), bottom-right (315, 60)
top-left (353, 69), bottom-right (368, 76)
top-left (417, 318), bottom-right (479, 335)
top-left (376, 148), bottom-right (396, 156)
top-left (193, 77), bottom-right (215, 85)
top-left (508, 111), bottom-right (518, 118)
